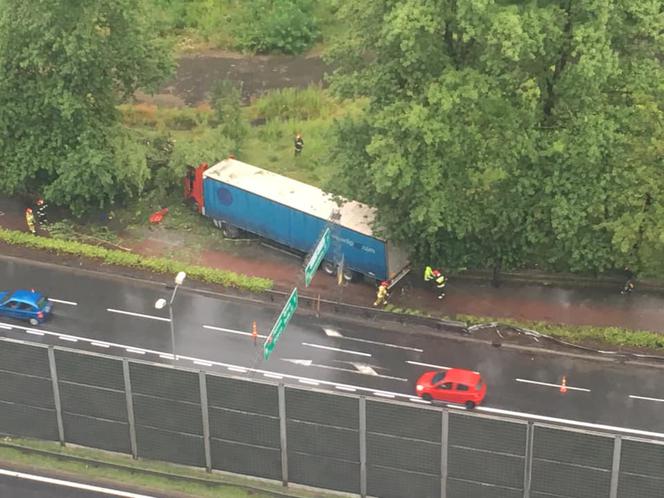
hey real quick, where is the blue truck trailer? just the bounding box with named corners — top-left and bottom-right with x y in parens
top-left (185, 158), bottom-right (410, 284)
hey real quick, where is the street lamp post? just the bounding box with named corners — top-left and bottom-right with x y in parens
top-left (155, 271), bottom-right (186, 360)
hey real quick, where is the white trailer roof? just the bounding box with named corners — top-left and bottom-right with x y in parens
top-left (204, 158), bottom-right (378, 238)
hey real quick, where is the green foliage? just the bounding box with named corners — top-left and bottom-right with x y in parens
top-left (232, 0), bottom-right (320, 54)
top-left (458, 315), bottom-right (664, 351)
top-left (0, 228), bottom-right (273, 292)
top-left (326, 0), bottom-right (664, 275)
top-left (210, 80), bottom-right (249, 144)
top-left (119, 104), bottom-right (213, 130)
top-left (168, 127), bottom-right (236, 178)
top-left (249, 85), bottom-right (337, 121)
top-left (0, 0), bottom-right (174, 213)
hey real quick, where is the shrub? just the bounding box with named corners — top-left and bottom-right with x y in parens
top-left (0, 228), bottom-right (273, 293)
top-left (250, 86), bottom-right (334, 121)
top-left (232, 0), bottom-right (319, 54)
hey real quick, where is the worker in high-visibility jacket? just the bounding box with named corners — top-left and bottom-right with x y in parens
top-left (25, 208), bottom-right (36, 234)
top-left (373, 280), bottom-right (390, 307)
top-left (432, 270), bottom-right (446, 299)
top-left (424, 266), bottom-right (435, 282)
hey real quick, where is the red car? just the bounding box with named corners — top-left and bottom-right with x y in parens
top-left (416, 368), bottom-right (486, 409)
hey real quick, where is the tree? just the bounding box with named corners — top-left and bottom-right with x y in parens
top-left (210, 79), bottom-right (248, 146)
top-left (0, 0), bottom-right (173, 213)
top-left (326, 0), bottom-right (664, 274)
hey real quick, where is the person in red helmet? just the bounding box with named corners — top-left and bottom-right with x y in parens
top-left (373, 280), bottom-right (390, 307)
top-left (432, 270), bottom-right (446, 299)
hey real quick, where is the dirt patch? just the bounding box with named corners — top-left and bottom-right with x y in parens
top-left (144, 52), bottom-right (329, 106)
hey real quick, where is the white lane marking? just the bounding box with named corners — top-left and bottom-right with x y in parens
top-left (338, 335), bottom-right (423, 352)
top-left (335, 386), bottom-right (357, 392)
top-left (3, 320), bottom-right (662, 441)
top-left (228, 366), bottom-right (247, 373)
top-left (159, 353), bottom-right (174, 360)
top-left (203, 324), bottom-right (268, 339)
top-left (516, 378), bottom-right (591, 393)
top-left (373, 392), bottom-right (395, 398)
top-left (107, 308), bottom-right (170, 322)
top-left (48, 298), bottom-right (77, 306)
top-left (284, 358), bottom-right (407, 382)
top-left (264, 373), bottom-right (283, 380)
top-left (352, 363), bottom-right (378, 376)
top-left (0, 324), bottom-right (12, 330)
top-left (58, 336), bottom-right (78, 343)
top-left (302, 342), bottom-right (371, 357)
top-left (91, 342), bottom-right (110, 348)
top-left (0, 467), bottom-right (157, 498)
top-left (629, 395), bottom-right (664, 403)
top-left (282, 358), bottom-right (313, 366)
top-left (194, 360), bottom-right (212, 367)
top-left (324, 327), bottom-right (422, 351)
top-left (299, 379), bottom-right (319, 386)
top-left (407, 360), bottom-right (451, 370)
top-left (26, 330), bottom-right (44, 336)
top-left (126, 348), bottom-right (146, 355)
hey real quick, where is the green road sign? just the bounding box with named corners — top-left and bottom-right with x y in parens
top-left (264, 287), bottom-right (298, 360)
top-left (304, 227), bottom-right (331, 287)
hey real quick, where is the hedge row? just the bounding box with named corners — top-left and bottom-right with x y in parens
top-left (0, 229), bottom-right (273, 293)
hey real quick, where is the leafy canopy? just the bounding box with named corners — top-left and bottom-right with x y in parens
top-left (0, 0), bottom-right (173, 213)
top-left (326, 0), bottom-right (664, 274)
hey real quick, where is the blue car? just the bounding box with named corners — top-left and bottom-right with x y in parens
top-left (0, 289), bottom-right (53, 325)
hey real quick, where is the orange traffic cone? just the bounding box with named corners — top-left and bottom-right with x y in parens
top-left (252, 321), bottom-right (258, 346)
top-left (560, 376), bottom-right (568, 394)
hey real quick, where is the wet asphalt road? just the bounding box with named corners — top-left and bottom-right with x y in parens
top-left (1, 256), bottom-right (663, 437)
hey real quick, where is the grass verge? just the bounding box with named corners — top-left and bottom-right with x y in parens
top-left (0, 228), bottom-right (272, 293)
top-left (382, 304), bottom-right (664, 353)
top-left (0, 437), bottom-right (336, 498)
top-left (458, 314), bottom-right (664, 351)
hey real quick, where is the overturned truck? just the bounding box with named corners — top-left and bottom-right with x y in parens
top-left (185, 158), bottom-right (410, 285)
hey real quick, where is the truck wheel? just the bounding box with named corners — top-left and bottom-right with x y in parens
top-left (222, 223), bottom-right (241, 239)
top-left (342, 268), bottom-right (358, 282)
top-left (321, 261), bottom-right (336, 275)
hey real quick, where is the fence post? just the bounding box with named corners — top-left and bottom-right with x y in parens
top-left (199, 371), bottom-right (212, 472)
top-left (359, 396), bottom-right (367, 498)
top-left (440, 410), bottom-right (449, 498)
top-left (609, 435), bottom-right (622, 498)
top-left (523, 421), bottom-right (534, 498)
top-left (47, 347), bottom-right (65, 446)
top-left (122, 358), bottom-right (138, 459)
top-left (278, 383), bottom-right (288, 487)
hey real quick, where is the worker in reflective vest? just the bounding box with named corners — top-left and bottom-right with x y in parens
top-left (25, 208), bottom-right (36, 234)
top-left (432, 270), bottom-right (446, 299)
top-left (373, 280), bottom-right (390, 307)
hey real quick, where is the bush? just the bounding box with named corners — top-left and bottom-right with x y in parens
top-left (0, 228), bottom-right (273, 293)
top-left (250, 86), bottom-right (335, 121)
top-left (232, 0), bottom-right (319, 54)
